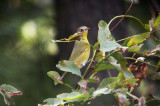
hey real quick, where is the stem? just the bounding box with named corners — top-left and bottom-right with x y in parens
top-left (89, 50), bottom-right (119, 79)
top-left (108, 15), bottom-right (146, 31)
top-left (63, 83), bottom-right (75, 90)
top-left (82, 49), bottom-right (97, 79)
top-left (151, 34), bottom-right (160, 41)
top-left (110, 0), bottom-right (135, 31)
top-left (98, 50), bottom-right (119, 65)
top-left (51, 39), bottom-right (76, 43)
top-left (116, 35), bottom-right (135, 43)
top-left (107, 70), bottom-right (112, 77)
top-left (61, 72), bottom-right (67, 79)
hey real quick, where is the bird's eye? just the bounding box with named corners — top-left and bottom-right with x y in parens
top-left (80, 29), bottom-right (84, 32)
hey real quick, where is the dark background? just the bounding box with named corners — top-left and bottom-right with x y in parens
top-left (0, 0), bottom-right (159, 105)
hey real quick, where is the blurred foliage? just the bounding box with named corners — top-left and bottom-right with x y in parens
top-left (0, 0), bottom-right (62, 106)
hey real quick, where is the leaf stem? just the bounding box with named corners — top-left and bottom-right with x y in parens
top-left (108, 15), bottom-right (146, 31)
top-left (116, 35), bottom-right (135, 43)
top-left (63, 83), bottom-right (75, 90)
top-left (82, 48), bottom-right (97, 79)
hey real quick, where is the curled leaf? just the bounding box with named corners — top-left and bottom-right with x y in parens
top-left (47, 71), bottom-right (63, 85)
top-left (128, 62), bottom-right (148, 84)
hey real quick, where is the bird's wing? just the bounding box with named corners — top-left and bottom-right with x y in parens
top-left (69, 41), bottom-right (88, 61)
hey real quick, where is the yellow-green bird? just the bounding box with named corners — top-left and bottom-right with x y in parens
top-left (69, 26), bottom-right (90, 68)
top-left (61, 26), bottom-right (90, 78)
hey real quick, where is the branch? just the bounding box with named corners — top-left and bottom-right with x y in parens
top-left (110, 0), bottom-right (135, 31)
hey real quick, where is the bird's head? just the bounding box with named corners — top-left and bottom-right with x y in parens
top-left (68, 26), bottom-right (89, 41)
top-left (77, 26), bottom-right (89, 40)
top-left (77, 26), bottom-right (89, 34)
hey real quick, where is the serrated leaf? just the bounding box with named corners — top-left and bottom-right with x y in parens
top-left (127, 32), bottom-right (150, 47)
top-left (57, 92), bottom-right (84, 102)
top-left (56, 60), bottom-right (81, 76)
top-left (43, 98), bottom-right (65, 105)
top-left (100, 41), bottom-right (122, 52)
top-left (47, 71), bottom-right (63, 85)
top-left (154, 14), bottom-right (160, 28)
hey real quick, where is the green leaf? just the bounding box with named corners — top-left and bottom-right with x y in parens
top-left (122, 39), bottom-right (129, 46)
top-left (111, 52), bottom-right (127, 69)
top-left (78, 80), bottom-right (87, 89)
top-left (154, 14), bottom-right (160, 28)
top-left (56, 60), bottom-right (81, 76)
top-left (98, 20), bottom-right (121, 52)
top-left (100, 41), bottom-right (122, 52)
top-left (122, 79), bottom-right (139, 83)
top-left (92, 77), bottom-right (119, 98)
top-left (98, 20), bottom-right (115, 43)
top-left (57, 92), bottom-right (84, 102)
top-left (47, 71), bottom-right (63, 85)
top-left (122, 70), bottom-right (134, 79)
top-left (0, 84), bottom-right (20, 93)
top-left (93, 42), bottom-right (99, 50)
top-left (97, 77), bottom-right (119, 90)
top-left (87, 76), bottom-right (100, 83)
top-left (0, 84), bottom-right (23, 105)
top-left (94, 61), bottom-right (115, 72)
top-left (92, 88), bottom-right (112, 98)
top-left (127, 44), bottom-right (143, 53)
top-left (43, 98), bottom-right (65, 105)
top-left (127, 32), bottom-right (150, 47)
top-left (116, 92), bottom-right (130, 105)
top-left (95, 50), bottom-right (105, 62)
top-left (144, 24), bottom-right (150, 31)
top-left (108, 55), bottom-right (134, 79)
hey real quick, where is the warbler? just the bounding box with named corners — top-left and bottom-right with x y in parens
top-left (61, 26), bottom-right (90, 78)
top-left (69, 26), bottom-right (90, 68)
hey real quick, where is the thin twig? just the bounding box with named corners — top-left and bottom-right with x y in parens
top-left (110, 0), bottom-right (135, 32)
